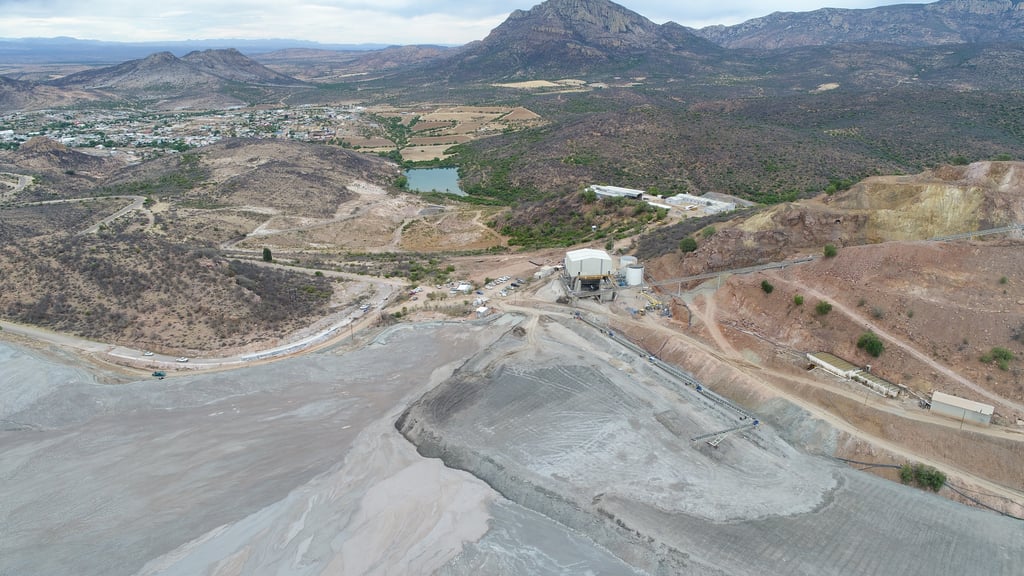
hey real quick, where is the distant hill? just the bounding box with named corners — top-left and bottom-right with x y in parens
top-left (42, 49), bottom-right (307, 109)
top-left (253, 45), bottom-right (454, 82)
top-left (694, 0), bottom-right (1024, 49)
top-left (52, 49), bottom-right (304, 90)
top-left (0, 74), bottom-right (106, 112)
top-left (0, 37), bottom-right (391, 64)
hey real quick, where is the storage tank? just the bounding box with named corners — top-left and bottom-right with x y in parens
top-left (625, 264), bottom-right (645, 286)
top-left (619, 255), bottom-right (638, 269)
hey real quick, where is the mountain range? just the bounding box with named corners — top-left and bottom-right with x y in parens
top-left (3, 0), bottom-right (1024, 110)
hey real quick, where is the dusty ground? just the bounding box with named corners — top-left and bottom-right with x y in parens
top-left (398, 308), bottom-right (1024, 575)
top-left (1, 320), bottom-right (506, 576)
top-left (6, 301), bottom-right (1022, 576)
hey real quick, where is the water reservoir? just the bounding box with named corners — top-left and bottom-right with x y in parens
top-left (404, 167), bottom-right (466, 196)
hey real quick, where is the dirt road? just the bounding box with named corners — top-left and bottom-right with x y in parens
top-left (768, 272), bottom-right (1024, 415)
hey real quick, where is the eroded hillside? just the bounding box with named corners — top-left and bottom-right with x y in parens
top-left (647, 161), bottom-right (1024, 277)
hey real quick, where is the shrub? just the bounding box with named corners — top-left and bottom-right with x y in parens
top-left (702, 226), bottom-right (716, 239)
top-left (999, 276), bottom-right (1008, 285)
top-left (899, 464), bottom-right (914, 484)
top-left (823, 244), bottom-right (838, 258)
top-left (980, 347), bottom-right (1015, 370)
top-left (262, 247), bottom-right (273, 262)
top-left (679, 237), bottom-right (698, 253)
top-left (857, 331), bottom-right (885, 357)
top-left (899, 463), bottom-right (946, 492)
top-left (760, 280), bottom-right (774, 294)
top-left (794, 295), bottom-right (804, 305)
top-left (815, 300), bottom-right (832, 315)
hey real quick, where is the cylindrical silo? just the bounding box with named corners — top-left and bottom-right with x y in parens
top-left (625, 264), bottom-right (644, 286)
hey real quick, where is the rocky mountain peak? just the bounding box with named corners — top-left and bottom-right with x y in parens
top-left (140, 51), bottom-right (179, 65)
top-left (500, 0), bottom-right (659, 47)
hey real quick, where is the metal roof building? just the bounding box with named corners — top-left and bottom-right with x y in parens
top-left (587, 185), bottom-right (644, 199)
top-left (564, 249), bottom-right (614, 279)
top-left (930, 391), bottom-right (994, 426)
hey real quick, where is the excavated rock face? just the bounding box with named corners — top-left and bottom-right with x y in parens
top-left (654, 161), bottom-right (1024, 278)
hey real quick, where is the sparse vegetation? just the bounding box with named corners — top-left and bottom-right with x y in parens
top-left (702, 226), bottom-right (716, 239)
top-left (857, 331), bottom-right (885, 357)
top-left (980, 347), bottom-right (1015, 371)
top-left (815, 300), bottom-right (832, 315)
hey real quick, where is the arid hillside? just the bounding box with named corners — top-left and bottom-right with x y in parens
top-left (647, 161), bottom-right (1024, 275)
top-left (0, 137), bottom-right (512, 353)
top-left (646, 162), bottom-right (1024, 404)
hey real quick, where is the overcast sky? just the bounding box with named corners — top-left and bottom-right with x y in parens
top-left (0, 1), bottom-right (936, 45)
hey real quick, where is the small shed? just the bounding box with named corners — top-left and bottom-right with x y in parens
top-left (930, 391), bottom-right (994, 426)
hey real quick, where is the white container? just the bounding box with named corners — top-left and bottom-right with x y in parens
top-left (625, 265), bottom-right (644, 286)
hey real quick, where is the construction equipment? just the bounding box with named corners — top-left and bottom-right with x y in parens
top-left (691, 419), bottom-right (759, 448)
top-left (640, 290), bottom-right (661, 310)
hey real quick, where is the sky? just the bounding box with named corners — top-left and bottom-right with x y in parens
top-left (0, 1), bottom-right (938, 45)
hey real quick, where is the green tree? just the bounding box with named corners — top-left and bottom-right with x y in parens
top-left (679, 237), bottom-right (698, 253)
top-left (262, 247), bottom-right (273, 262)
top-left (823, 244), bottom-right (838, 258)
top-left (857, 331), bottom-right (885, 357)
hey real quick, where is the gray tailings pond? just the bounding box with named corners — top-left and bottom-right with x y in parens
top-left (3, 311), bottom-right (1022, 576)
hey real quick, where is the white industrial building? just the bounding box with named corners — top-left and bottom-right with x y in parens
top-left (807, 352), bottom-right (900, 398)
top-left (587, 185), bottom-right (644, 200)
top-left (807, 352), bottom-right (859, 379)
top-left (930, 391), bottom-right (994, 426)
top-left (564, 248), bottom-right (614, 292)
top-left (666, 193), bottom-right (736, 215)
